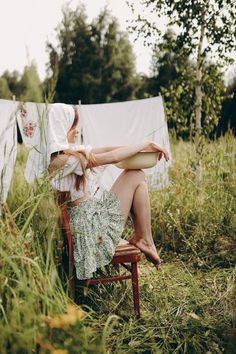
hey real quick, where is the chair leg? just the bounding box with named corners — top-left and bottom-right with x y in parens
top-left (70, 275), bottom-right (76, 300)
top-left (131, 262), bottom-right (141, 319)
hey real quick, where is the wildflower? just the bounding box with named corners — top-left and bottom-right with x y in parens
top-left (44, 304), bottom-right (85, 329)
top-left (35, 335), bottom-right (54, 351)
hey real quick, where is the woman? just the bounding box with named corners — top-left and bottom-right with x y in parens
top-left (48, 104), bottom-right (170, 280)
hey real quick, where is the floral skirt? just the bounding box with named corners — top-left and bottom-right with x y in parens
top-left (68, 190), bottom-right (125, 280)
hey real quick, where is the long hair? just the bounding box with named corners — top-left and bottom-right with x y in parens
top-left (63, 148), bottom-right (97, 191)
top-left (63, 106), bottom-right (97, 191)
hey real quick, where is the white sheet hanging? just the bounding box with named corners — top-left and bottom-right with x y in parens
top-left (80, 96), bottom-right (171, 192)
top-left (0, 99), bottom-right (18, 203)
top-left (16, 102), bottom-right (82, 183)
top-left (16, 101), bottom-right (50, 182)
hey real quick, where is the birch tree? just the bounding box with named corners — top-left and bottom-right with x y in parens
top-left (129, 0), bottom-right (236, 185)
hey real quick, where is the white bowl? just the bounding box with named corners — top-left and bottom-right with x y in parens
top-left (115, 151), bottom-right (160, 170)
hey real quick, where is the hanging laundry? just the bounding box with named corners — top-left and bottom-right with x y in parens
top-left (16, 102), bottom-right (82, 182)
top-left (0, 99), bottom-right (18, 203)
top-left (16, 101), bottom-right (49, 182)
top-left (80, 96), bottom-right (171, 192)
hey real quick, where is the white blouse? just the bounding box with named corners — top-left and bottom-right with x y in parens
top-left (51, 146), bottom-right (97, 201)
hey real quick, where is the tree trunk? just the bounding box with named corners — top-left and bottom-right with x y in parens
top-left (195, 62), bottom-right (202, 186)
top-left (195, 9), bottom-right (206, 187)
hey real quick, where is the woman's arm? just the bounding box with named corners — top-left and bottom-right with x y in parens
top-left (91, 146), bottom-right (123, 154)
top-left (94, 141), bottom-right (169, 166)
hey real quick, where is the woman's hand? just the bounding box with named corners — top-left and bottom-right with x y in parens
top-left (148, 141), bottom-right (170, 161)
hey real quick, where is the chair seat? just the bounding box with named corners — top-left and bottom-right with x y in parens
top-left (112, 240), bottom-right (141, 264)
top-left (115, 239), bottom-right (141, 254)
top-left (114, 240), bottom-right (141, 257)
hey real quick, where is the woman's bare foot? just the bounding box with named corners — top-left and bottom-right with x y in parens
top-left (129, 238), bottom-right (161, 269)
top-left (129, 232), bottom-right (139, 245)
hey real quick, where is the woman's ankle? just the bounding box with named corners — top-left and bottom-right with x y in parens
top-left (129, 235), bottom-right (154, 247)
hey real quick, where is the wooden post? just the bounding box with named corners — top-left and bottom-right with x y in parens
top-left (131, 262), bottom-right (141, 319)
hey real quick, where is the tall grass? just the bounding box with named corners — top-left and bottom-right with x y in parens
top-left (92, 264), bottom-right (235, 353)
top-left (1, 146), bottom-right (106, 353)
top-left (0, 136), bottom-right (235, 353)
top-left (150, 133), bottom-right (236, 269)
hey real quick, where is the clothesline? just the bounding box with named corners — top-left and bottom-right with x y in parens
top-left (0, 96), bottom-right (171, 204)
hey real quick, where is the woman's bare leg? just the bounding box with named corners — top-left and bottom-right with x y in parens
top-left (110, 169), bottom-right (161, 268)
top-left (129, 181), bottom-right (161, 268)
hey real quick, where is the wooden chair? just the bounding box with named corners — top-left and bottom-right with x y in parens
top-left (57, 192), bottom-right (142, 318)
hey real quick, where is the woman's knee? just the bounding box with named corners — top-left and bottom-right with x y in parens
top-left (124, 169), bottom-right (146, 182)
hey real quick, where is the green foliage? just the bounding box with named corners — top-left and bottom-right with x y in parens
top-left (149, 133), bottom-right (236, 268)
top-left (149, 29), bottom-right (197, 138)
top-left (219, 76), bottom-right (236, 135)
top-left (1, 64), bottom-right (43, 103)
top-left (43, 53), bottom-right (59, 103)
top-left (131, 0), bottom-right (236, 63)
top-left (0, 77), bottom-right (12, 99)
top-left (137, 30), bottom-right (227, 138)
top-left (47, 5), bottom-right (138, 104)
top-left (162, 61), bottom-right (226, 139)
top-left (1, 70), bottom-right (21, 98)
top-left (18, 61), bottom-right (43, 102)
top-left (201, 64), bottom-right (227, 137)
top-left (128, 0), bottom-right (236, 142)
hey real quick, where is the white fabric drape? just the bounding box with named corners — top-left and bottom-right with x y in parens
top-left (16, 102), bottom-right (82, 183)
top-left (16, 101), bottom-right (49, 182)
top-left (46, 104), bottom-right (77, 157)
top-left (0, 99), bottom-right (18, 203)
top-left (80, 96), bottom-right (171, 192)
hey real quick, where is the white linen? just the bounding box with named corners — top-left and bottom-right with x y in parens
top-left (16, 101), bottom-right (49, 182)
top-left (16, 102), bottom-right (82, 182)
top-left (47, 104), bottom-right (75, 158)
top-left (0, 99), bottom-right (18, 203)
top-left (80, 96), bottom-right (171, 191)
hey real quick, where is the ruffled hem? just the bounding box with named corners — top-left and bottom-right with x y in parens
top-left (68, 190), bottom-right (124, 280)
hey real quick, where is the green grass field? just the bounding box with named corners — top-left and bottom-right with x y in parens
top-left (0, 135), bottom-right (235, 353)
